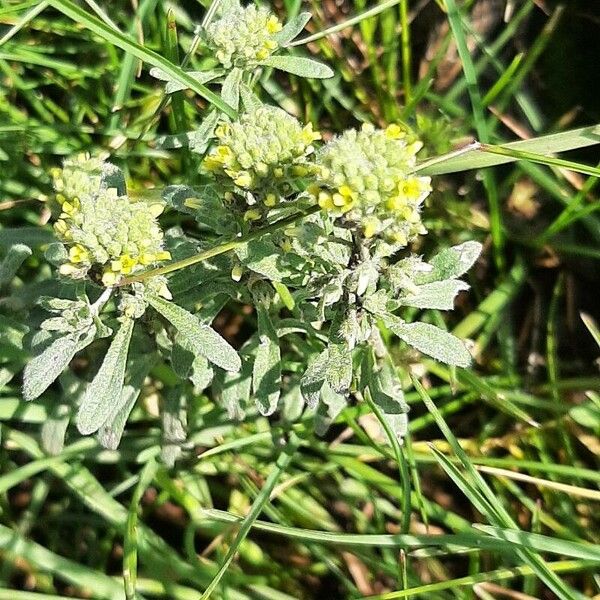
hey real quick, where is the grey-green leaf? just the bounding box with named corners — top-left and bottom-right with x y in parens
top-left (76, 318), bottom-right (134, 435)
top-left (300, 351), bottom-right (328, 408)
top-left (415, 242), bottom-right (482, 284)
top-left (221, 68), bottom-right (242, 112)
top-left (240, 83), bottom-right (262, 111)
top-left (148, 295), bottom-right (241, 373)
top-left (98, 353), bottom-right (156, 450)
top-left (315, 382), bottom-right (347, 436)
top-left (385, 318), bottom-right (472, 367)
top-left (23, 327), bottom-right (96, 401)
top-left (0, 244), bottom-right (31, 287)
top-left (274, 12), bottom-right (311, 46)
top-left (252, 306), bottom-right (281, 416)
top-left (369, 359), bottom-right (410, 441)
top-left (399, 280), bottom-right (470, 310)
top-left (155, 110), bottom-right (220, 153)
top-left (261, 55), bottom-right (334, 79)
top-left (149, 67), bottom-right (222, 93)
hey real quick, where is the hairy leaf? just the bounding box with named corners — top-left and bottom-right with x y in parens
top-left (76, 318), bottom-right (134, 435)
top-left (148, 295), bottom-right (241, 373)
top-left (221, 68), bottom-right (242, 112)
top-left (261, 55), bottom-right (334, 79)
top-left (23, 327), bottom-right (96, 401)
top-left (415, 242), bottom-right (482, 284)
top-left (399, 280), bottom-right (470, 310)
top-left (252, 305), bottom-right (281, 416)
top-left (0, 244), bottom-right (31, 287)
top-left (274, 12), bottom-right (311, 46)
top-left (385, 316), bottom-right (472, 367)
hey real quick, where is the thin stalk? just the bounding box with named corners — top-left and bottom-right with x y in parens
top-left (399, 0), bottom-right (411, 104)
top-left (118, 205), bottom-right (321, 285)
top-left (0, 0), bottom-right (49, 46)
top-left (290, 0), bottom-right (403, 47)
top-left (480, 144), bottom-right (600, 178)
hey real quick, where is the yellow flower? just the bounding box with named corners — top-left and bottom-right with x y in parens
top-left (69, 244), bottom-right (90, 264)
top-left (266, 15), bottom-right (282, 34)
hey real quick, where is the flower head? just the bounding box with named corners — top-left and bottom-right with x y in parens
top-left (53, 183), bottom-right (170, 286)
top-left (311, 124), bottom-right (431, 245)
top-left (203, 4), bottom-right (282, 70)
top-left (51, 154), bottom-right (105, 207)
top-left (203, 106), bottom-right (320, 211)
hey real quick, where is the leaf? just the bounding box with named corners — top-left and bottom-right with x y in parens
top-left (214, 340), bottom-right (255, 420)
top-left (300, 344), bottom-right (352, 408)
top-left (385, 317), bottom-right (472, 367)
top-left (369, 359), bottom-right (410, 441)
top-left (149, 67), bottom-right (222, 93)
top-left (22, 327), bottom-right (96, 401)
top-left (416, 124), bottom-right (600, 176)
top-left (155, 110), bottom-right (220, 153)
top-left (261, 55), bottom-right (334, 79)
top-left (300, 351), bottom-right (328, 408)
top-left (98, 353), bottom-right (156, 450)
top-left (240, 83), bottom-right (262, 111)
top-left (41, 401), bottom-right (71, 455)
top-left (315, 382), bottom-right (347, 436)
top-left (416, 242), bottom-right (482, 284)
top-left (172, 333), bottom-right (214, 391)
top-left (76, 318), bottom-right (134, 435)
top-left (221, 68), bottom-right (242, 112)
top-left (148, 295), bottom-right (241, 373)
top-left (326, 343), bottom-right (353, 395)
top-left (0, 244), bottom-right (31, 287)
top-left (274, 12), bottom-right (311, 46)
top-left (252, 305), bottom-right (281, 416)
top-left (399, 280), bottom-right (470, 310)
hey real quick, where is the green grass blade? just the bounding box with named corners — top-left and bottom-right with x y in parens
top-left (198, 432), bottom-right (301, 599)
top-left (417, 125), bottom-right (600, 176)
top-left (47, 0), bottom-right (236, 118)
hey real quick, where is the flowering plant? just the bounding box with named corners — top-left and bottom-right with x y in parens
top-left (13, 2), bottom-right (481, 460)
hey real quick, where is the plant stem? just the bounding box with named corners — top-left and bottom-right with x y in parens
top-left (118, 205), bottom-right (321, 286)
top-left (290, 0), bottom-right (403, 47)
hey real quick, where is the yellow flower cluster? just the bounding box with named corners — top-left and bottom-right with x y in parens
top-left (310, 124), bottom-right (431, 246)
top-left (203, 106), bottom-right (320, 218)
top-left (203, 5), bottom-right (282, 70)
top-left (51, 158), bottom-right (171, 286)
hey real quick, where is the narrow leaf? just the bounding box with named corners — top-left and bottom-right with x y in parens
top-left (252, 306), bottom-right (281, 416)
top-left (77, 318), bottom-right (134, 435)
top-left (415, 242), bottom-right (482, 284)
top-left (0, 244), bottom-right (31, 286)
top-left (148, 295), bottom-right (241, 372)
top-left (386, 318), bottom-right (472, 367)
top-left (221, 67), bottom-right (242, 112)
top-left (149, 67), bottom-right (222, 93)
top-left (261, 55), bottom-right (334, 79)
top-left (399, 280), bottom-right (470, 310)
top-left (23, 328), bottom-right (96, 401)
top-left (417, 124), bottom-right (600, 176)
top-left (274, 12), bottom-right (312, 46)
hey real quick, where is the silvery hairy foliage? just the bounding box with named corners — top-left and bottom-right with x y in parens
top-left (11, 1), bottom-right (482, 461)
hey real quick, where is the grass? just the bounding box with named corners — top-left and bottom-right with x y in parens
top-left (1, 0), bottom-right (600, 598)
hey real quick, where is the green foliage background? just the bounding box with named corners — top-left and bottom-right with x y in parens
top-left (1, 0), bottom-right (599, 599)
